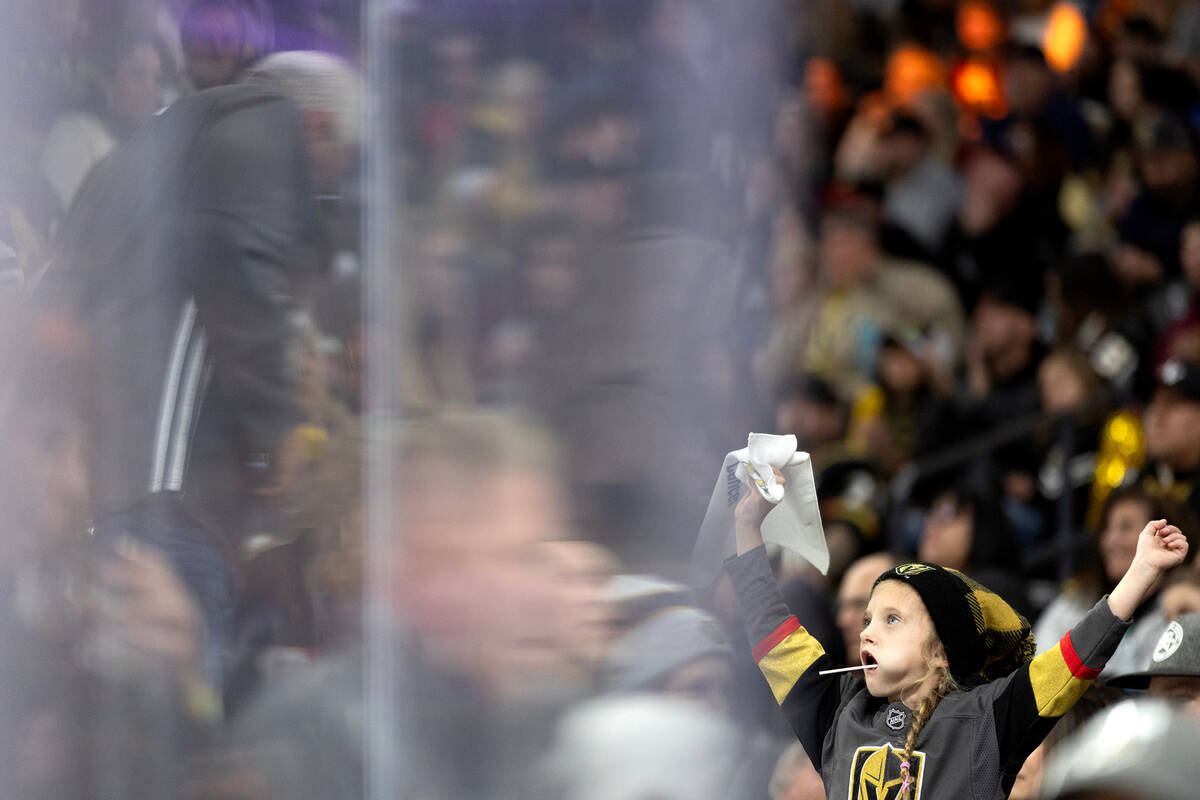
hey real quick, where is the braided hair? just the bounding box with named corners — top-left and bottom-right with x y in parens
top-left (898, 634), bottom-right (960, 800)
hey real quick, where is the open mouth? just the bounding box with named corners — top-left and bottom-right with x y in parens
top-left (860, 651), bottom-right (878, 669)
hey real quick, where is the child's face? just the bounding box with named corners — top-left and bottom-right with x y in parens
top-left (859, 581), bottom-right (946, 704)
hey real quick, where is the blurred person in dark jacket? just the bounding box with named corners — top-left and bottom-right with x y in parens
top-left (925, 277), bottom-right (1045, 501)
top-left (37, 50), bottom-right (361, 686)
top-left (1142, 359), bottom-right (1200, 523)
top-left (1114, 112), bottom-right (1200, 291)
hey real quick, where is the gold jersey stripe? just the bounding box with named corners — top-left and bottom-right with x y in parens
top-left (758, 629), bottom-right (826, 704)
top-left (1028, 641), bottom-right (1094, 718)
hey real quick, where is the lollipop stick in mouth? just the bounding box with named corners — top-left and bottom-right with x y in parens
top-left (818, 664), bottom-right (878, 675)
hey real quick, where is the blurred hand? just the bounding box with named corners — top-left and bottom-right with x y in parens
top-left (93, 538), bottom-right (203, 675)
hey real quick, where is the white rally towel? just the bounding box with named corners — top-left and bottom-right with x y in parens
top-left (691, 433), bottom-right (827, 584)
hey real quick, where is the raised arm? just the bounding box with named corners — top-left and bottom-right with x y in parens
top-left (988, 520), bottom-right (1188, 792)
top-left (1107, 519), bottom-right (1189, 621)
top-left (726, 470), bottom-right (845, 769)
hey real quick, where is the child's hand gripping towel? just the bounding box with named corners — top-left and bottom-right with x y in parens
top-left (691, 433), bottom-right (827, 584)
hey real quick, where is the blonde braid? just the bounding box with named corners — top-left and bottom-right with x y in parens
top-left (898, 644), bottom-right (959, 799)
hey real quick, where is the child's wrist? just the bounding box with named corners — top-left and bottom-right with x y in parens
top-left (734, 522), bottom-right (765, 554)
top-left (1127, 558), bottom-right (1162, 584)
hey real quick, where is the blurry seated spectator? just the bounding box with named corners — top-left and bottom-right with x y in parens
top-left (481, 217), bottom-right (582, 406)
top-left (834, 551), bottom-right (900, 668)
top-left (878, 111), bottom-right (961, 259)
top-left (179, 0), bottom-right (272, 90)
top-left (541, 539), bottom-right (620, 689)
top-left (1161, 568), bottom-right (1200, 621)
top-left (987, 44), bottom-right (1096, 181)
top-left (441, 60), bottom-right (551, 224)
top-left (421, 32), bottom-right (484, 168)
top-left (768, 741), bottom-right (825, 800)
top-left (1030, 347), bottom-right (1112, 537)
top-left (1036, 486), bottom-right (1194, 679)
top-left (396, 225), bottom-right (478, 410)
top-left (538, 695), bottom-right (747, 800)
top-left (1114, 112), bottom-right (1200, 290)
top-left (1039, 347), bottom-right (1106, 420)
top-left (814, 460), bottom-right (888, 580)
top-left (605, 574), bottom-right (694, 633)
top-left (928, 278), bottom-right (1044, 492)
top-left (604, 606), bottom-right (735, 716)
top-left (1110, 611), bottom-right (1200, 718)
top-left (846, 327), bottom-right (950, 475)
top-left (947, 145), bottom-right (1065, 309)
top-left (916, 484), bottom-right (1034, 619)
top-left (1114, 14), bottom-right (1168, 63)
top-left (1047, 253), bottom-right (1146, 397)
top-left (40, 30), bottom-right (165, 210)
top-left (962, 280), bottom-right (1044, 415)
top-left (602, 605), bottom-right (785, 799)
top-left (804, 198), bottom-right (964, 400)
top-left (1155, 217), bottom-right (1200, 366)
top-left (774, 373), bottom-right (848, 475)
top-left (1039, 699), bottom-right (1200, 800)
top-left (1142, 359), bottom-right (1200, 522)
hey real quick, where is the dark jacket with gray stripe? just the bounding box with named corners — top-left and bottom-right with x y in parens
top-left (38, 83), bottom-right (314, 543)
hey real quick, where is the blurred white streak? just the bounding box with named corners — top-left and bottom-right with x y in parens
top-left (362, 2), bottom-right (403, 799)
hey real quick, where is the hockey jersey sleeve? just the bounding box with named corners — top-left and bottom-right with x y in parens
top-left (725, 545), bottom-right (849, 770)
top-left (987, 596), bottom-right (1129, 787)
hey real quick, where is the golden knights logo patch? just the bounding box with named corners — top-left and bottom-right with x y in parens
top-left (848, 743), bottom-right (925, 800)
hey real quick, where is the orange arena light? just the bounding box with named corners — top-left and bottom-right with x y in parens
top-left (952, 58), bottom-right (1007, 119)
top-left (805, 57), bottom-right (849, 117)
top-left (958, 1), bottom-right (1007, 52)
top-left (1044, 2), bottom-right (1088, 73)
top-left (884, 45), bottom-right (946, 104)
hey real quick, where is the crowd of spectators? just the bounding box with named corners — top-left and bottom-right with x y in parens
top-left (7, 0), bottom-right (1200, 798)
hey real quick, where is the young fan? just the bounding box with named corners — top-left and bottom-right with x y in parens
top-left (727, 469), bottom-right (1188, 800)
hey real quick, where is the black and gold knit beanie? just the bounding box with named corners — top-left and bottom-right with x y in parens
top-left (874, 563), bottom-right (1036, 683)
